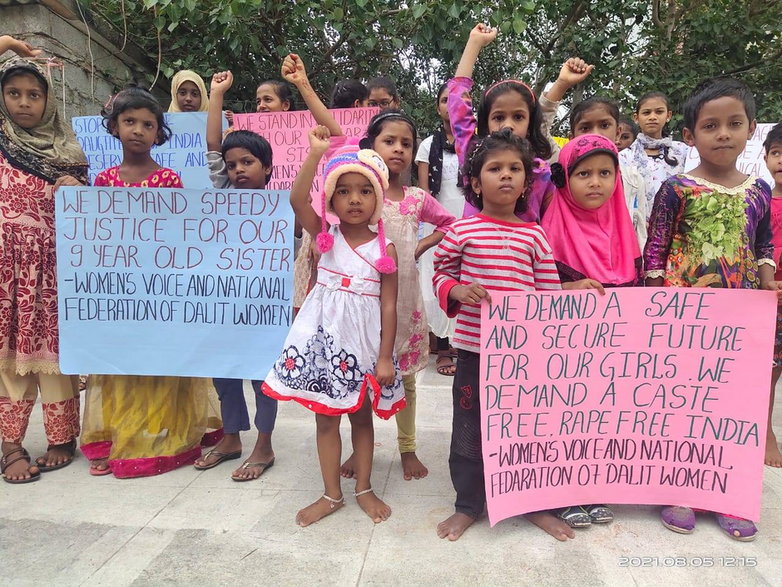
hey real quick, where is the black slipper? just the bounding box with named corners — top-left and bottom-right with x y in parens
top-left (36, 439), bottom-right (77, 472)
top-left (2, 447), bottom-right (41, 484)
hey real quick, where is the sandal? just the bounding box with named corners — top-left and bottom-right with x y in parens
top-left (556, 506), bottom-right (591, 528)
top-left (660, 506), bottom-right (695, 534)
top-left (35, 439), bottom-right (77, 472)
top-left (231, 457), bottom-right (275, 482)
top-left (715, 513), bottom-right (758, 541)
top-left (585, 504), bottom-right (614, 524)
top-left (89, 457), bottom-right (112, 476)
top-left (436, 355), bottom-right (456, 376)
top-left (193, 449), bottom-right (242, 470)
top-left (1, 447), bottom-right (41, 484)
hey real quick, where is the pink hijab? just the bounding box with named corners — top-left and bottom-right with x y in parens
top-left (541, 134), bottom-right (640, 285)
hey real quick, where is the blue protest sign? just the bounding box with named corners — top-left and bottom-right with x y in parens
top-left (72, 112), bottom-right (213, 188)
top-left (55, 187), bottom-right (293, 379)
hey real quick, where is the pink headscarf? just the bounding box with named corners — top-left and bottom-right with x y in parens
top-left (541, 134), bottom-right (640, 285)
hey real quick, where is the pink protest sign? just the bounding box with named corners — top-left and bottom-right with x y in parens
top-left (233, 108), bottom-right (379, 194)
top-left (479, 288), bottom-right (776, 527)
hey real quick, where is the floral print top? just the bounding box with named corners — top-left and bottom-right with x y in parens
top-left (643, 174), bottom-right (774, 288)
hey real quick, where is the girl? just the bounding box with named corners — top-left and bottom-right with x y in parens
top-left (449, 24), bottom-right (553, 222)
top-left (367, 77), bottom-right (400, 110)
top-left (346, 110), bottom-right (456, 481)
top-left (256, 79), bottom-right (293, 113)
top-left (330, 79), bottom-right (368, 109)
top-left (764, 123), bottom-right (782, 468)
top-left (416, 83), bottom-right (463, 376)
top-left (80, 86), bottom-right (219, 478)
top-left (0, 46), bottom-right (87, 483)
top-left (542, 134), bottom-right (642, 528)
top-left (620, 91), bottom-right (689, 218)
top-left (192, 70), bottom-right (278, 481)
top-left (432, 129), bottom-right (571, 542)
top-left (568, 96), bottom-right (648, 248)
top-left (616, 116), bottom-right (638, 151)
top-left (168, 70), bottom-right (209, 113)
top-left (263, 127), bottom-right (404, 526)
top-left (645, 78), bottom-right (781, 541)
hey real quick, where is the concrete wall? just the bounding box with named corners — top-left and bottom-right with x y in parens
top-left (1, 0), bottom-right (165, 118)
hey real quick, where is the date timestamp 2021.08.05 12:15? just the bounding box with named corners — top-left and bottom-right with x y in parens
top-left (618, 557), bottom-right (757, 567)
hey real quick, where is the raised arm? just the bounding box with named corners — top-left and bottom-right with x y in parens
top-left (207, 71), bottom-right (232, 152)
top-left (0, 35), bottom-right (41, 58)
top-left (282, 53), bottom-right (343, 137)
top-left (454, 24), bottom-right (497, 79)
top-left (292, 126), bottom-right (332, 238)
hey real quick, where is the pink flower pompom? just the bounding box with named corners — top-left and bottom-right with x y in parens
top-left (376, 255), bottom-right (397, 274)
top-left (316, 231), bottom-right (334, 253)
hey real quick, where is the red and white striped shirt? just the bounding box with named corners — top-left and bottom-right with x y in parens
top-left (433, 214), bottom-right (561, 352)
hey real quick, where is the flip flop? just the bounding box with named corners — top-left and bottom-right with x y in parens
top-left (436, 355), bottom-right (456, 376)
top-left (89, 459), bottom-right (112, 476)
top-left (36, 439), bottom-right (77, 472)
top-left (1, 447), bottom-right (41, 484)
top-left (194, 449), bottom-right (242, 470)
top-left (231, 458), bottom-right (275, 482)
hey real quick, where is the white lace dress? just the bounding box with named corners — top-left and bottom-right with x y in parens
top-left (263, 226), bottom-right (405, 418)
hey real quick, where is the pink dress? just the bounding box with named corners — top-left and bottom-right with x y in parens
top-left (383, 186), bottom-right (456, 375)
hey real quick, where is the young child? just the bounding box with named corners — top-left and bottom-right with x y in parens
top-left (449, 24), bottom-right (553, 222)
top-left (764, 122), bottom-right (782, 468)
top-left (616, 116), bottom-right (639, 151)
top-left (541, 134), bottom-right (642, 528)
top-left (330, 79), bottom-right (368, 109)
top-left (80, 87), bottom-right (217, 478)
top-left (416, 83), bottom-right (464, 377)
top-left (191, 70), bottom-right (278, 481)
top-left (366, 77), bottom-right (400, 110)
top-left (0, 44), bottom-right (88, 483)
top-left (262, 127), bottom-right (405, 526)
top-left (342, 110), bottom-right (456, 480)
top-left (433, 129), bottom-right (573, 542)
top-left (568, 96), bottom-right (648, 248)
top-left (256, 79), bottom-right (293, 112)
top-left (168, 69), bottom-right (209, 113)
top-left (620, 91), bottom-right (689, 218)
top-left (645, 78), bottom-right (781, 540)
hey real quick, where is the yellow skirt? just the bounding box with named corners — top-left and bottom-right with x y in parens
top-left (80, 375), bottom-right (221, 477)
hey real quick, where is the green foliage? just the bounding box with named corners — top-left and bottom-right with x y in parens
top-left (80, 0), bottom-right (782, 137)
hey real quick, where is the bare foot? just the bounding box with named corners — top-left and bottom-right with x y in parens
top-left (356, 489), bottom-right (391, 523)
top-left (525, 511), bottom-right (576, 541)
top-left (340, 453), bottom-right (356, 479)
top-left (400, 451), bottom-right (428, 480)
top-left (765, 428), bottom-right (782, 467)
top-left (296, 495), bottom-right (344, 527)
top-left (436, 512), bottom-right (475, 541)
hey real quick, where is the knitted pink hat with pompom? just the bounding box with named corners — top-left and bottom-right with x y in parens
top-left (317, 146), bottom-right (396, 273)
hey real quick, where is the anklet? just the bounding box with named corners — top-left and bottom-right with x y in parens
top-left (322, 494), bottom-right (344, 509)
top-left (355, 487), bottom-right (374, 497)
